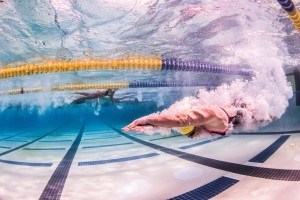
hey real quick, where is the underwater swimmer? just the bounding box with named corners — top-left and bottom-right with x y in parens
top-left (71, 89), bottom-right (117, 104)
top-left (123, 105), bottom-right (245, 138)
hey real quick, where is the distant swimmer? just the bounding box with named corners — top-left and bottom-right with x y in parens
top-left (71, 89), bottom-right (117, 105)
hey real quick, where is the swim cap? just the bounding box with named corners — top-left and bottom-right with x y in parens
top-left (179, 126), bottom-right (195, 135)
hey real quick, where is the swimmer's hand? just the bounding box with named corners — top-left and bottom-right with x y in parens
top-left (122, 117), bottom-right (153, 133)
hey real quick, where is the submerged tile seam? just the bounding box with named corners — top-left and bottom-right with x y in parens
top-left (82, 142), bottom-right (134, 149)
top-left (169, 176), bottom-right (239, 200)
top-left (103, 123), bottom-right (300, 181)
top-left (78, 152), bottom-right (160, 166)
top-left (39, 123), bottom-right (85, 200)
top-left (235, 130), bottom-right (300, 135)
top-left (249, 135), bottom-right (290, 163)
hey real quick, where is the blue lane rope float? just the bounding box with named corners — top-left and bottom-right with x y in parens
top-left (0, 56), bottom-right (254, 79)
top-left (161, 58), bottom-right (252, 76)
top-left (0, 81), bottom-right (219, 96)
top-left (128, 81), bottom-right (218, 88)
top-left (277, 0), bottom-right (300, 32)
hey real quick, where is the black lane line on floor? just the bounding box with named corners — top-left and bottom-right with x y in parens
top-left (39, 123), bottom-right (85, 200)
top-left (83, 135), bottom-right (121, 140)
top-left (169, 176), bottom-right (239, 200)
top-left (0, 125), bottom-right (65, 157)
top-left (4, 139), bottom-right (29, 142)
top-left (105, 124), bottom-right (300, 181)
top-left (235, 130), bottom-right (300, 135)
top-left (149, 134), bottom-right (181, 141)
top-left (249, 135), bottom-right (290, 163)
top-left (179, 136), bottom-right (228, 150)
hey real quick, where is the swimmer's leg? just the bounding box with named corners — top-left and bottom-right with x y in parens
top-left (71, 97), bottom-right (86, 104)
top-left (73, 92), bottom-right (90, 96)
top-left (109, 90), bottom-right (117, 105)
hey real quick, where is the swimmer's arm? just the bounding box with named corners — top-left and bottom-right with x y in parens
top-left (270, 115), bottom-right (278, 120)
top-left (73, 92), bottom-right (90, 96)
top-left (122, 108), bottom-right (215, 132)
top-left (145, 109), bottom-right (213, 127)
top-left (125, 109), bottom-right (212, 129)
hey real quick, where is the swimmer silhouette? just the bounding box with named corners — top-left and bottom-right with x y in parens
top-left (71, 89), bottom-right (117, 105)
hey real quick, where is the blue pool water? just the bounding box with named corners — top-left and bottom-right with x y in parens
top-left (1, 0), bottom-right (300, 199)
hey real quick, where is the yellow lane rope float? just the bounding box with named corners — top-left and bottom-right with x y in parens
top-left (288, 8), bottom-right (300, 31)
top-left (0, 57), bottom-right (162, 79)
top-left (277, 0), bottom-right (300, 32)
top-left (0, 57), bottom-right (253, 79)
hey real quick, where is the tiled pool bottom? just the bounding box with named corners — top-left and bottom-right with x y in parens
top-left (0, 121), bottom-right (300, 200)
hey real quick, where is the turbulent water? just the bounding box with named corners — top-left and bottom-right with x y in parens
top-left (0, 0), bottom-right (299, 132)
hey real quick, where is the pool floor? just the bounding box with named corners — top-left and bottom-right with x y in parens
top-left (0, 120), bottom-right (300, 200)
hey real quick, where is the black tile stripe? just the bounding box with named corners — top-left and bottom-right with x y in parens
top-left (169, 176), bottom-right (238, 200)
top-left (39, 123), bottom-right (85, 200)
top-left (83, 135), bottom-right (121, 140)
top-left (0, 125), bottom-right (65, 157)
top-left (149, 134), bottom-right (181, 141)
top-left (82, 142), bottom-right (134, 149)
top-left (105, 124), bottom-right (300, 181)
top-left (0, 146), bottom-right (11, 149)
top-left (249, 135), bottom-right (290, 163)
top-left (4, 139), bottom-right (29, 142)
top-left (179, 136), bottom-right (228, 149)
top-left (38, 140), bottom-right (73, 143)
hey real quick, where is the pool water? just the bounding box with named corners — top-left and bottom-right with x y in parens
top-left (1, 0), bottom-right (300, 199)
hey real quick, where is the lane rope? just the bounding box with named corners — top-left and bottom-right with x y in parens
top-left (277, 0), bottom-right (300, 32)
top-left (0, 81), bottom-right (219, 96)
top-left (0, 57), bottom-right (253, 79)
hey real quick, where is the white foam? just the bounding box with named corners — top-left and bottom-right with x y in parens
top-left (140, 1), bottom-right (293, 135)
